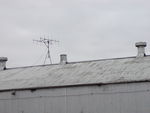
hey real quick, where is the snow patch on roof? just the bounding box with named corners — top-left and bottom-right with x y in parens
top-left (0, 56), bottom-right (150, 91)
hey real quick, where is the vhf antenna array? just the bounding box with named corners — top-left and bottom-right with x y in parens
top-left (33, 37), bottom-right (59, 64)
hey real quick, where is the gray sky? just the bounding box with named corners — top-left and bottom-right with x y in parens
top-left (0, 0), bottom-right (150, 67)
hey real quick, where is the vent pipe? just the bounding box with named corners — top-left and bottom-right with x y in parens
top-left (0, 57), bottom-right (8, 71)
top-left (60, 54), bottom-right (67, 64)
top-left (135, 42), bottom-right (147, 58)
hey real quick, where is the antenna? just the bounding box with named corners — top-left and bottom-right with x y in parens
top-left (33, 36), bottom-right (59, 64)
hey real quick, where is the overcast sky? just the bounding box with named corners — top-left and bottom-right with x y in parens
top-left (0, 0), bottom-right (150, 67)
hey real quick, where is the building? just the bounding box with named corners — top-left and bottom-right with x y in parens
top-left (0, 42), bottom-right (150, 113)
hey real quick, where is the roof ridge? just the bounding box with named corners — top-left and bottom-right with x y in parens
top-left (6, 55), bottom-right (150, 70)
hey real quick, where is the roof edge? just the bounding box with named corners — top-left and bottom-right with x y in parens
top-left (7, 55), bottom-right (148, 70)
top-left (0, 80), bottom-right (150, 92)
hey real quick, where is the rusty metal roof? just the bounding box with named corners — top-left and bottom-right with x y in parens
top-left (0, 56), bottom-right (150, 91)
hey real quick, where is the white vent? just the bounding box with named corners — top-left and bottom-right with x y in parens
top-left (135, 42), bottom-right (147, 58)
top-left (0, 57), bottom-right (8, 71)
top-left (60, 54), bottom-right (67, 64)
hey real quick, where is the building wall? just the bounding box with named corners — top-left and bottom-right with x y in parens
top-left (0, 82), bottom-right (150, 113)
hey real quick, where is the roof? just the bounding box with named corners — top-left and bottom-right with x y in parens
top-left (0, 56), bottom-right (150, 91)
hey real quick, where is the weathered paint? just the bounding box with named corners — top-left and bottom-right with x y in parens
top-left (0, 82), bottom-right (150, 113)
top-left (0, 56), bottom-right (150, 91)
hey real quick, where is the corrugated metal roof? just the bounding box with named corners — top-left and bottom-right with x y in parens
top-left (0, 56), bottom-right (150, 91)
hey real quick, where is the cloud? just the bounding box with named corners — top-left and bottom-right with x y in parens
top-left (0, 0), bottom-right (150, 67)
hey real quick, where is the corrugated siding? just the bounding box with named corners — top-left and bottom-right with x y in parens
top-left (0, 82), bottom-right (150, 113)
top-left (0, 56), bottom-right (150, 90)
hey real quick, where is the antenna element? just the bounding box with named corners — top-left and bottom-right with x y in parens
top-left (33, 37), bottom-right (59, 64)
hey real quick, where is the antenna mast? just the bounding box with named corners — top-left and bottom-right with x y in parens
top-left (33, 37), bottom-right (59, 64)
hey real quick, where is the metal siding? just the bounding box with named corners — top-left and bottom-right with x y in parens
top-left (0, 82), bottom-right (150, 113)
top-left (0, 101), bottom-right (5, 113)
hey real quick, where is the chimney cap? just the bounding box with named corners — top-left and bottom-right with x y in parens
top-left (60, 54), bottom-right (67, 57)
top-left (135, 42), bottom-right (147, 47)
top-left (0, 57), bottom-right (8, 61)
